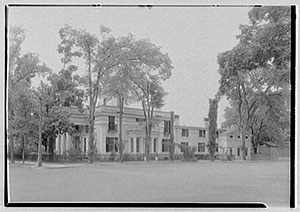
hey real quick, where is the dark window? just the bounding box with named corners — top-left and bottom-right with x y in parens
top-left (136, 138), bottom-right (140, 153)
top-left (182, 129), bottom-right (189, 137)
top-left (245, 148), bottom-right (248, 156)
top-left (245, 136), bottom-right (248, 139)
top-left (85, 125), bottom-right (89, 133)
top-left (237, 147), bottom-right (240, 156)
top-left (198, 142), bottom-right (205, 152)
top-left (199, 130), bottom-right (206, 138)
top-left (162, 139), bottom-right (169, 152)
top-left (229, 135), bottom-right (233, 138)
top-left (216, 131), bottom-right (219, 138)
top-left (74, 136), bottom-right (80, 150)
top-left (83, 137), bottom-right (86, 152)
top-left (106, 137), bottom-right (118, 152)
top-left (130, 138), bottom-right (134, 152)
top-left (153, 138), bottom-right (157, 153)
top-left (164, 121), bottom-right (171, 135)
top-left (216, 143), bottom-right (219, 152)
top-left (180, 142), bottom-right (188, 152)
top-left (229, 148), bottom-right (232, 155)
top-left (108, 116), bottom-right (116, 131)
top-left (238, 136), bottom-right (240, 138)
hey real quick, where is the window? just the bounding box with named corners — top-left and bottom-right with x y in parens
top-left (238, 136), bottom-right (240, 138)
top-left (182, 129), bottom-right (189, 137)
top-left (162, 139), bottom-right (169, 152)
top-left (216, 143), bottom-right (219, 152)
top-left (74, 136), bottom-right (80, 150)
top-left (216, 131), bottom-right (219, 138)
top-left (153, 138), bottom-right (157, 153)
top-left (130, 138), bottom-right (134, 152)
top-left (164, 121), bottom-right (171, 135)
top-left (237, 147), bottom-right (240, 156)
top-left (85, 125), bottom-right (89, 133)
top-left (198, 142), bottom-right (205, 152)
top-left (181, 142), bottom-right (188, 152)
top-left (229, 148), bottom-right (232, 155)
top-left (83, 137), bottom-right (86, 152)
top-left (106, 137), bottom-right (118, 152)
top-left (229, 135), bottom-right (233, 138)
top-left (136, 138), bottom-right (140, 153)
top-left (136, 118), bottom-right (145, 122)
top-left (108, 116), bottom-right (116, 131)
top-left (199, 130), bottom-right (206, 138)
top-left (245, 148), bottom-right (248, 156)
top-left (245, 136), bottom-right (248, 139)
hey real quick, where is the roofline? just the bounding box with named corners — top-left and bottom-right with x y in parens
top-left (176, 125), bottom-right (223, 131)
top-left (96, 104), bottom-right (174, 115)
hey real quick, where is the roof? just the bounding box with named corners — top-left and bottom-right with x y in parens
top-left (220, 127), bottom-right (250, 136)
top-left (176, 125), bottom-right (223, 131)
top-left (262, 141), bottom-right (279, 147)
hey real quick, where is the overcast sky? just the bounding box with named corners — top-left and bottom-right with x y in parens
top-left (9, 5), bottom-right (251, 127)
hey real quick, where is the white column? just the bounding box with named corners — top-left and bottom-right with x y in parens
top-left (55, 134), bottom-right (62, 154)
top-left (66, 133), bottom-right (71, 151)
top-left (61, 133), bottom-right (66, 154)
top-left (86, 137), bottom-right (89, 155)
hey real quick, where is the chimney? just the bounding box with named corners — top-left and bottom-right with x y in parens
top-left (204, 118), bottom-right (209, 129)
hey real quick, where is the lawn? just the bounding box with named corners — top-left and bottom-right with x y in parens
top-left (8, 160), bottom-right (290, 207)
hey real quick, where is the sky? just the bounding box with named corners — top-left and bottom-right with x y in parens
top-left (9, 5), bottom-right (252, 128)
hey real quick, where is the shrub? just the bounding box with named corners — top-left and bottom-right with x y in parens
top-left (67, 148), bottom-right (82, 162)
top-left (110, 151), bottom-right (116, 161)
top-left (181, 145), bottom-right (197, 162)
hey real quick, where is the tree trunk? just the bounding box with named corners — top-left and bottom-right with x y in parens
top-left (118, 96), bottom-right (124, 163)
top-left (252, 134), bottom-right (258, 154)
top-left (241, 122), bottom-right (247, 160)
top-left (22, 135), bottom-right (25, 164)
top-left (145, 119), bottom-right (152, 161)
top-left (88, 53), bottom-right (95, 163)
top-left (169, 111), bottom-right (175, 160)
top-left (9, 134), bottom-right (15, 163)
top-left (37, 97), bottom-right (43, 167)
top-left (88, 119), bottom-right (95, 163)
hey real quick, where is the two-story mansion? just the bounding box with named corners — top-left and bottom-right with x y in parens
top-left (55, 99), bottom-right (252, 160)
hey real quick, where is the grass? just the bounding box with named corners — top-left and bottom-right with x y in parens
top-left (8, 160), bottom-right (290, 207)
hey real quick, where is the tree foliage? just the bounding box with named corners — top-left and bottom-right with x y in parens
top-left (8, 26), bottom-right (51, 163)
top-left (58, 25), bottom-right (173, 162)
top-left (218, 6), bottom-right (291, 158)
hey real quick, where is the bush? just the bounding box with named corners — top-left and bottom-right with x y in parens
top-left (67, 148), bottom-right (82, 162)
top-left (110, 151), bottom-right (116, 161)
top-left (182, 146), bottom-right (197, 162)
top-left (123, 153), bottom-right (136, 161)
top-left (196, 154), bottom-right (210, 160)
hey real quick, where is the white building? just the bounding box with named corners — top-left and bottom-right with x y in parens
top-left (218, 128), bottom-right (252, 160)
top-left (55, 101), bottom-right (252, 160)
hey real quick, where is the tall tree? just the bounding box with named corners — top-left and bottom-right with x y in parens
top-left (217, 6), bottom-right (291, 160)
top-left (58, 26), bottom-right (137, 163)
top-left (57, 26), bottom-right (172, 162)
top-left (12, 84), bottom-right (39, 164)
top-left (102, 63), bottom-right (137, 163)
top-left (8, 26), bottom-right (50, 163)
top-left (131, 75), bottom-right (168, 161)
top-left (127, 38), bottom-right (172, 161)
top-left (207, 98), bottom-right (219, 161)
